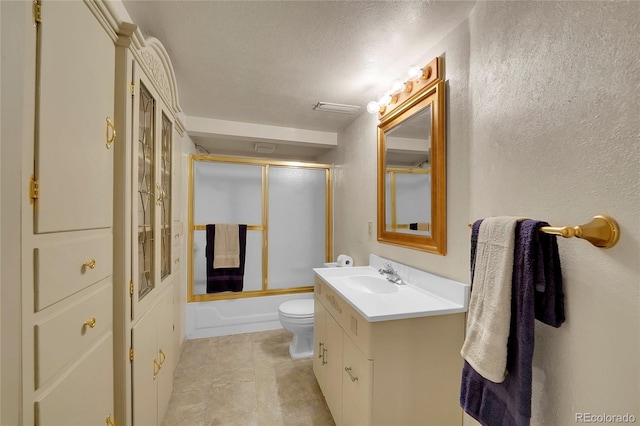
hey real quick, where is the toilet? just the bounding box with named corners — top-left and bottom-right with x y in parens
top-left (278, 299), bottom-right (315, 359)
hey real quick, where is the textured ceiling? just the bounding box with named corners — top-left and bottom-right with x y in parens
top-left (122, 0), bottom-right (475, 153)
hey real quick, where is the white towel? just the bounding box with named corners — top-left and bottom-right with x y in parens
top-left (461, 216), bottom-right (522, 383)
top-left (213, 224), bottom-right (240, 269)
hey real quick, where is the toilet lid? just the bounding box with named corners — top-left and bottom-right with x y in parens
top-left (279, 299), bottom-right (314, 318)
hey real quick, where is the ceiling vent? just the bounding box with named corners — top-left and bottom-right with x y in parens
top-left (313, 102), bottom-right (360, 114)
top-left (254, 142), bottom-right (276, 154)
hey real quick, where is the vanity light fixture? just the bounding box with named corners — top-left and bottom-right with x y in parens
top-left (367, 62), bottom-right (435, 115)
top-left (313, 102), bottom-right (360, 114)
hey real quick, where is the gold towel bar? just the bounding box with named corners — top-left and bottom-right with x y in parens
top-left (193, 224), bottom-right (264, 231)
top-left (468, 215), bottom-right (620, 248)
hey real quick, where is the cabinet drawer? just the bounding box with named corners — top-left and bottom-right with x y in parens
top-left (315, 278), bottom-right (347, 326)
top-left (340, 299), bottom-right (373, 359)
top-left (35, 234), bottom-right (112, 310)
top-left (343, 333), bottom-right (373, 424)
top-left (35, 333), bottom-right (113, 426)
top-left (35, 282), bottom-right (112, 388)
top-left (316, 277), bottom-right (373, 358)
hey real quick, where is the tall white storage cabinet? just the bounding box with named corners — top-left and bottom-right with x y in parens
top-left (24, 1), bottom-right (116, 424)
top-left (10, 1), bottom-right (186, 425)
top-left (112, 22), bottom-right (186, 426)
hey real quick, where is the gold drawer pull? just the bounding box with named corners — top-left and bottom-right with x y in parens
top-left (83, 318), bottom-right (96, 328)
top-left (345, 367), bottom-right (358, 382)
top-left (106, 117), bottom-right (116, 149)
top-left (83, 259), bottom-right (96, 270)
top-left (159, 349), bottom-right (166, 366)
top-left (106, 414), bottom-right (115, 426)
top-left (153, 358), bottom-right (162, 379)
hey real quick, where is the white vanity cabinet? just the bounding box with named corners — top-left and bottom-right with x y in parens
top-left (313, 298), bottom-right (345, 425)
top-left (314, 276), bottom-right (465, 426)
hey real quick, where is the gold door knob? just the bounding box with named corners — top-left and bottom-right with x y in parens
top-left (83, 259), bottom-right (96, 270)
top-left (153, 358), bottom-right (162, 379)
top-left (106, 117), bottom-right (116, 149)
top-left (83, 318), bottom-right (96, 328)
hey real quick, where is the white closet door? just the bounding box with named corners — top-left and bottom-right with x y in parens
top-left (36, 0), bottom-right (114, 233)
top-left (132, 306), bottom-right (159, 426)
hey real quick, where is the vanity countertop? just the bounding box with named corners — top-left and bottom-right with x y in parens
top-left (313, 254), bottom-right (470, 323)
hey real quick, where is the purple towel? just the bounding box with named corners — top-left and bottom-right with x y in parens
top-left (205, 224), bottom-right (247, 293)
top-left (460, 220), bottom-right (565, 426)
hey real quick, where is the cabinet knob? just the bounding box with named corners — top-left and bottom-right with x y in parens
top-left (83, 318), bottom-right (97, 328)
top-left (83, 259), bottom-right (96, 270)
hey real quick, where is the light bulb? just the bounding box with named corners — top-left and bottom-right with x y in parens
top-left (406, 66), bottom-right (422, 81)
top-left (366, 101), bottom-right (380, 114)
top-left (378, 94), bottom-right (392, 107)
top-left (390, 80), bottom-right (404, 94)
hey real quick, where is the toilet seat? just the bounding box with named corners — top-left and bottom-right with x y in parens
top-left (278, 299), bottom-right (314, 319)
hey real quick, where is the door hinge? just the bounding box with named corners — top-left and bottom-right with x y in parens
top-left (129, 281), bottom-right (134, 296)
top-left (130, 82), bottom-right (135, 96)
top-left (129, 348), bottom-right (134, 362)
top-left (33, 0), bottom-right (42, 26)
top-left (30, 175), bottom-right (39, 204)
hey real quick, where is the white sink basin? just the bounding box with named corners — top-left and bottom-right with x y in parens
top-left (313, 254), bottom-right (470, 322)
top-left (342, 275), bottom-right (399, 294)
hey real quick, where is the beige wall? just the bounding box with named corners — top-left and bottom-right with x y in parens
top-left (468, 2), bottom-right (639, 423)
top-left (321, 19), bottom-right (473, 284)
top-left (330, 1), bottom-right (639, 424)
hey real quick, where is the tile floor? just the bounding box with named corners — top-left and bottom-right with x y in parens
top-left (162, 329), bottom-right (335, 426)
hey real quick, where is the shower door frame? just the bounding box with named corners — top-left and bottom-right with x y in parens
top-left (187, 154), bottom-right (333, 301)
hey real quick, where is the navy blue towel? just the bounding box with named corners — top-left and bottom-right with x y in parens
top-left (205, 224), bottom-right (247, 293)
top-left (460, 220), bottom-right (565, 426)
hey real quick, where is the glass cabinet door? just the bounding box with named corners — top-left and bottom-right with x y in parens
top-left (131, 63), bottom-right (175, 320)
top-left (160, 113), bottom-right (172, 280)
top-left (137, 81), bottom-right (156, 301)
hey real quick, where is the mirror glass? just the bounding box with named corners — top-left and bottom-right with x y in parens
top-left (385, 104), bottom-right (432, 236)
top-left (377, 69), bottom-right (446, 255)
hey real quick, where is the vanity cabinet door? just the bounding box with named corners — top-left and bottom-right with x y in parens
top-left (343, 333), bottom-right (373, 424)
top-left (313, 297), bottom-right (327, 392)
top-left (325, 312), bottom-right (343, 426)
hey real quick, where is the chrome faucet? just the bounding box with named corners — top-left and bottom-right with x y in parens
top-left (378, 262), bottom-right (405, 285)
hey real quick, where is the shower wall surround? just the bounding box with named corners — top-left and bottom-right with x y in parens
top-left (186, 156), bottom-right (331, 338)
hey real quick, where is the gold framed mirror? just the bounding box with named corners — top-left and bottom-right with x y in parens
top-left (377, 57), bottom-right (446, 255)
